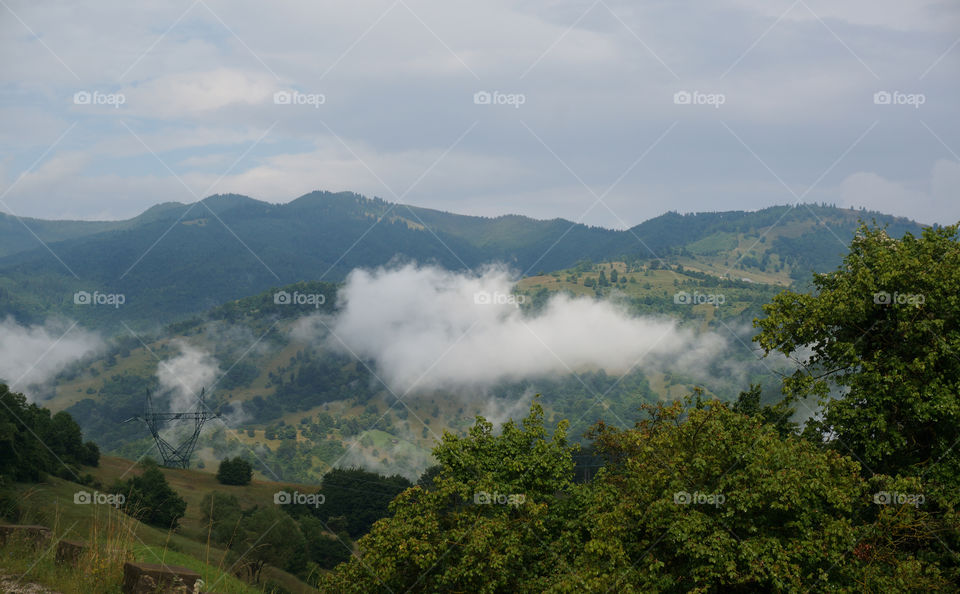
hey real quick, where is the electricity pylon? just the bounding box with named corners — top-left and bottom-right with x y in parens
top-left (126, 388), bottom-right (220, 469)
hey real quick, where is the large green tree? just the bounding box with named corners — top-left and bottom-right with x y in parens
top-left (321, 400), bottom-right (579, 593)
top-left (553, 400), bottom-right (953, 592)
top-left (755, 224), bottom-right (960, 486)
top-left (322, 398), bottom-right (958, 591)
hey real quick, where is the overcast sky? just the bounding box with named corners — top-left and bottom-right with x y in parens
top-left (1, 0), bottom-right (957, 227)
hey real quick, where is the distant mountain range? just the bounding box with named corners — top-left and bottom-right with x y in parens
top-left (0, 191), bottom-right (925, 330)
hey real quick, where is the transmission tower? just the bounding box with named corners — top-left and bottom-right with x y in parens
top-left (126, 388), bottom-right (220, 469)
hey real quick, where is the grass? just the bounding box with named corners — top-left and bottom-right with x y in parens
top-left (0, 497), bottom-right (258, 593)
top-left (5, 463), bottom-right (319, 593)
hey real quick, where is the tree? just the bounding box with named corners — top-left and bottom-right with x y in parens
top-left (233, 506), bottom-right (307, 582)
top-left (113, 459), bottom-right (187, 529)
top-left (200, 491), bottom-right (243, 545)
top-left (731, 383), bottom-right (797, 437)
top-left (323, 397), bottom-right (958, 591)
top-left (322, 400), bottom-right (579, 593)
top-left (0, 384), bottom-right (98, 482)
top-left (299, 515), bottom-right (352, 569)
top-left (0, 386), bottom-right (52, 481)
top-left (755, 224), bottom-right (960, 486)
top-left (312, 467), bottom-right (411, 537)
top-left (557, 399), bottom-right (954, 591)
top-left (216, 456), bottom-right (253, 486)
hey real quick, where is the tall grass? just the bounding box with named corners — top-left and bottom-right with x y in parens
top-left (0, 493), bottom-right (263, 593)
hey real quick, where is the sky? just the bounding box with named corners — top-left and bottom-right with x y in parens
top-left (0, 0), bottom-right (958, 227)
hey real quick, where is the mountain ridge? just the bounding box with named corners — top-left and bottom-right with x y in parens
top-left (0, 191), bottom-right (926, 329)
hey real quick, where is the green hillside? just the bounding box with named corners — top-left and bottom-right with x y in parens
top-left (0, 194), bottom-right (923, 329)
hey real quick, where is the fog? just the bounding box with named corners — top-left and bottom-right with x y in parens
top-left (0, 317), bottom-right (103, 399)
top-left (297, 264), bottom-right (730, 395)
top-left (156, 339), bottom-right (221, 411)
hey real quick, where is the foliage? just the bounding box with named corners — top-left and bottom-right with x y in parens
top-left (0, 383), bottom-right (99, 482)
top-left (308, 467), bottom-right (412, 537)
top-left (323, 397), bottom-right (959, 591)
top-left (560, 399), bottom-right (954, 592)
top-left (755, 224), bottom-right (960, 486)
top-left (216, 456), bottom-right (253, 486)
top-left (112, 459), bottom-right (187, 530)
top-left (231, 505), bottom-right (308, 583)
top-left (322, 399), bottom-right (580, 593)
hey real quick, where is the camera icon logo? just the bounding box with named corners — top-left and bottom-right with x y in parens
top-left (473, 291), bottom-right (492, 305)
top-left (673, 91), bottom-right (692, 105)
top-left (273, 91), bottom-right (292, 105)
top-left (873, 491), bottom-right (892, 505)
top-left (473, 491), bottom-right (491, 504)
top-left (74, 490), bottom-right (92, 505)
top-left (673, 491), bottom-right (692, 505)
top-left (673, 291), bottom-right (691, 305)
top-left (873, 291), bottom-right (892, 305)
top-left (274, 491), bottom-right (291, 505)
top-left (73, 91), bottom-right (92, 105)
top-left (74, 291), bottom-right (92, 305)
top-left (873, 91), bottom-right (892, 105)
top-left (474, 91), bottom-right (492, 105)
top-left (274, 291), bottom-right (291, 305)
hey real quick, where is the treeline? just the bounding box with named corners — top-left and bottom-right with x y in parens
top-left (0, 383), bottom-right (100, 521)
top-left (0, 384), bottom-right (99, 483)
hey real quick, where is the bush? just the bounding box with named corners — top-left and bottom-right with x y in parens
top-left (216, 457), bottom-right (253, 486)
top-left (113, 460), bottom-right (187, 529)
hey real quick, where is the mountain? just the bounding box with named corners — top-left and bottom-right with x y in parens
top-left (0, 192), bottom-right (924, 329)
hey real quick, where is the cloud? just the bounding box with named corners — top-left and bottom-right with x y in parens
top-left (118, 68), bottom-right (279, 119)
top-left (299, 263), bottom-right (729, 394)
top-left (1, 0), bottom-right (956, 227)
top-left (156, 340), bottom-right (221, 411)
top-left (838, 159), bottom-right (960, 225)
top-left (0, 317), bottom-right (104, 398)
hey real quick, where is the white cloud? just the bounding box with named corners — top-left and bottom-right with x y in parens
top-left (296, 263), bottom-right (729, 394)
top-left (0, 318), bottom-right (104, 398)
top-left (839, 159), bottom-right (960, 225)
top-left (118, 69), bottom-right (279, 118)
top-left (0, 0), bottom-right (955, 225)
top-left (156, 340), bottom-right (221, 412)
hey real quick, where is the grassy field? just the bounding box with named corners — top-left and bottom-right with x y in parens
top-left (4, 457), bottom-right (322, 593)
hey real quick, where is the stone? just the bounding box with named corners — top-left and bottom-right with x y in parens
top-left (0, 525), bottom-right (52, 548)
top-left (55, 539), bottom-right (87, 566)
top-left (121, 561), bottom-right (202, 594)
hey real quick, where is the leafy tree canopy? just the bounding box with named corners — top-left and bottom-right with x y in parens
top-left (755, 223), bottom-right (960, 487)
